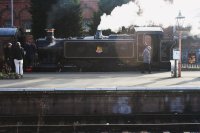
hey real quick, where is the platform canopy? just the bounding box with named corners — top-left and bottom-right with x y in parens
top-left (0, 28), bottom-right (17, 36)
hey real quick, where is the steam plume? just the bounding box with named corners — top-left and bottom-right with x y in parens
top-left (98, 0), bottom-right (200, 35)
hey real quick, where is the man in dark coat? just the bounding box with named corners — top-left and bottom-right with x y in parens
top-left (3, 42), bottom-right (13, 72)
top-left (24, 41), bottom-right (36, 69)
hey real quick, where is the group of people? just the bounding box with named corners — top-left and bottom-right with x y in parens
top-left (3, 41), bottom-right (36, 77)
top-left (4, 42), bottom-right (24, 76)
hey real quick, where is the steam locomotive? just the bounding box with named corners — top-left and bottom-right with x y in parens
top-left (0, 27), bottom-right (174, 72)
top-left (35, 27), bottom-right (174, 71)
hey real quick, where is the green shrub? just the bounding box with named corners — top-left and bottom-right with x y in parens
top-left (0, 72), bottom-right (22, 79)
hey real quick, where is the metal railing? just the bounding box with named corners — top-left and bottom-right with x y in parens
top-left (182, 64), bottom-right (200, 70)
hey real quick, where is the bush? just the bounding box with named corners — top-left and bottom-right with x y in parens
top-left (0, 72), bottom-right (22, 79)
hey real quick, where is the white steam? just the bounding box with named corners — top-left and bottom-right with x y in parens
top-left (98, 0), bottom-right (200, 35)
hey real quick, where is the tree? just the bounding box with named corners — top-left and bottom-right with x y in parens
top-left (88, 11), bottom-right (102, 35)
top-left (30, 0), bottom-right (82, 39)
top-left (30, 0), bottom-right (57, 39)
top-left (102, 29), bottom-right (115, 36)
top-left (99, 0), bottom-right (131, 15)
top-left (49, 0), bottom-right (83, 38)
top-left (88, 0), bottom-right (131, 35)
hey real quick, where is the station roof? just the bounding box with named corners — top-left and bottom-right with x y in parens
top-left (134, 27), bottom-right (163, 34)
top-left (0, 28), bottom-right (17, 36)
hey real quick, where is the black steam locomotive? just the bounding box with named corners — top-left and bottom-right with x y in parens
top-left (35, 27), bottom-right (174, 71)
top-left (0, 27), bottom-right (174, 72)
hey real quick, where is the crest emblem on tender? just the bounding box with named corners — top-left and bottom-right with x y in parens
top-left (96, 46), bottom-right (103, 53)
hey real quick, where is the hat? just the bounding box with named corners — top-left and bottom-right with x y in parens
top-left (16, 42), bottom-right (21, 46)
top-left (147, 45), bottom-right (151, 50)
top-left (8, 43), bottom-right (12, 46)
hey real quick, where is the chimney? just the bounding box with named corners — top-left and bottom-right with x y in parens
top-left (45, 28), bottom-right (55, 43)
top-left (94, 30), bottom-right (103, 39)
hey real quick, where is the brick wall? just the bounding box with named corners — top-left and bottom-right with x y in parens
top-left (0, 0), bottom-right (31, 28)
top-left (80, 0), bottom-right (99, 19)
top-left (80, 0), bottom-right (99, 32)
top-left (0, 0), bottom-right (99, 31)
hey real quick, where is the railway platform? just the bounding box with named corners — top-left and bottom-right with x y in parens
top-left (1, 71), bottom-right (200, 132)
top-left (0, 71), bottom-right (200, 89)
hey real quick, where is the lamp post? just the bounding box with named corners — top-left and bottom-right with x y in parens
top-left (176, 11), bottom-right (185, 77)
top-left (10, 0), bottom-right (14, 27)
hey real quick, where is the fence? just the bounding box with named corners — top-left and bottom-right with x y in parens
top-left (182, 63), bottom-right (200, 70)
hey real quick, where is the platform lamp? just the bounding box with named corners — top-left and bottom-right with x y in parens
top-left (176, 11), bottom-right (185, 77)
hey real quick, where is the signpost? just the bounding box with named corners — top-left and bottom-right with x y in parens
top-left (176, 11), bottom-right (185, 77)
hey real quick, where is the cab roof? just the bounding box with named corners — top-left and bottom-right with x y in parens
top-left (134, 27), bottom-right (163, 34)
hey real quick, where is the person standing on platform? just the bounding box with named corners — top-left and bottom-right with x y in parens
top-left (3, 42), bottom-right (13, 72)
top-left (142, 35), bottom-right (152, 74)
top-left (13, 42), bottom-right (24, 77)
top-left (24, 41), bottom-right (36, 70)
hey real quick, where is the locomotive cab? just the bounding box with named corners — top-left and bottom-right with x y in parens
top-left (134, 27), bottom-right (170, 70)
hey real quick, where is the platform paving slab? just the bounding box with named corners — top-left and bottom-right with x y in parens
top-left (0, 71), bottom-right (200, 89)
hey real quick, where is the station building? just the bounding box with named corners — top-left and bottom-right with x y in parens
top-left (0, 0), bottom-right (31, 29)
top-left (0, 0), bottom-right (99, 32)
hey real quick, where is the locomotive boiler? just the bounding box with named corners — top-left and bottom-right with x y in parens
top-left (35, 27), bottom-right (173, 71)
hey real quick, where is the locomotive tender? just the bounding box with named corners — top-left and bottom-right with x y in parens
top-left (36, 27), bottom-right (173, 71)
